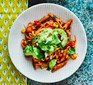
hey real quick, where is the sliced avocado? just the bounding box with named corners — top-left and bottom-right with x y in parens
top-left (52, 33), bottom-right (61, 44)
top-left (38, 28), bottom-right (53, 43)
top-left (38, 28), bottom-right (68, 52)
top-left (38, 28), bottom-right (56, 52)
top-left (49, 59), bottom-right (57, 69)
top-left (53, 28), bottom-right (68, 47)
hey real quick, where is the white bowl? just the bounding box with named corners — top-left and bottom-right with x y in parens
top-left (8, 3), bottom-right (87, 83)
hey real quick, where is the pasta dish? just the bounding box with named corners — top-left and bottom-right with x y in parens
top-left (21, 12), bottom-right (77, 72)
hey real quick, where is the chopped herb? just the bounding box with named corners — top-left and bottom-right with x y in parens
top-left (67, 47), bottom-right (76, 55)
top-left (53, 15), bottom-right (57, 18)
top-left (32, 25), bottom-right (36, 29)
top-left (32, 36), bottom-right (37, 41)
top-left (47, 67), bottom-right (51, 71)
top-left (39, 20), bottom-right (42, 22)
top-left (26, 40), bottom-right (28, 44)
top-left (34, 25), bottom-right (36, 28)
top-left (58, 43), bottom-right (63, 49)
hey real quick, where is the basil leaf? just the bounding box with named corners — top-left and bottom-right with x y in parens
top-left (67, 47), bottom-right (76, 55)
top-left (24, 45), bottom-right (44, 59)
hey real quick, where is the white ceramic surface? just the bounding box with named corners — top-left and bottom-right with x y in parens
top-left (8, 3), bottom-right (87, 83)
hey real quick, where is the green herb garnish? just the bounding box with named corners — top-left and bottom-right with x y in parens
top-left (32, 36), bottom-right (37, 41)
top-left (67, 47), bottom-right (76, 55)
top-left (24, 45), bottom-right (44, 59)
top-left (47, 67), bottom-right (51, 71)
top-left (53, 15), bottom-right (57, 18)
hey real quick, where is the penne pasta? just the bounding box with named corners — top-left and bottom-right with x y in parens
top-left (63, 19), bottom-right (73, 30)
top-left (51, 60), bottom-right (67, 72)
top-left (70, 54), bottom-right (77, 60)
top-left (48, 12), bottom-right (65, 27)
top-left (39, 15), bottom-right (49, 22)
